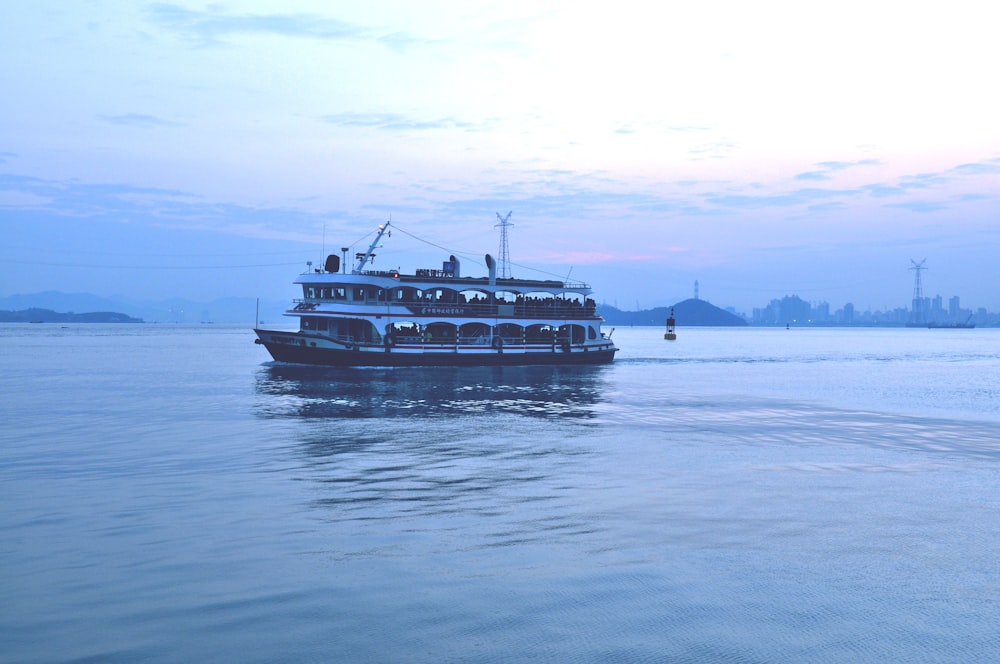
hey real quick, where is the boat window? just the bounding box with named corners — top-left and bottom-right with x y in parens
top-left (386, 321), bottom-right (421, 342)
top-left (424, 322), bottom-right (458, 341)
top-left (459, 289), bottom-right (489, 305)
top-left (558, 324), bottom-right (585, 344)
top-left (394, 287), bottom-right (419, 302)
top-left (588, 325), bottom-right (597, 340)
top-left (334, 287), bottom-right (346, 300)
top-left (458, 322), bottom-right (490, 343)
top-left (496, 322), bottom-right (524, 342)
top-left (525, 324), bottom-right (555, 343)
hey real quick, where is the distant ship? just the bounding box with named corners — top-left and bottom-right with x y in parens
top-left (254, 219), bottom-right (618, 366)
top-left (927, 315), bottom-right (976, 329)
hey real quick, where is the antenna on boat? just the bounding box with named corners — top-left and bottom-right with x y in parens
top-left (495, 211), bottom-right (513, 279)
top-left (353, 220), bottom-right (392, 274)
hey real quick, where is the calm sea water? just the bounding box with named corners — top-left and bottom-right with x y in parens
top-left (2, 324), bottom-right (999, 662)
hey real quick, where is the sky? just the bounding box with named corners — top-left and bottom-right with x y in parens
top-left (2, 1), bottom-right (999, 313)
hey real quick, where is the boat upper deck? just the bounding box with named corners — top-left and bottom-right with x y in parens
top-left (296, 269), bottom-right (593, 294)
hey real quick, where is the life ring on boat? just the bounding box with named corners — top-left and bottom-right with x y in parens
top-left (492, 336), bottom-right (503, 351)
top-left (384, 334), bottom-right (394, 351)
top-left (560, 340), bottom-right (570, 353)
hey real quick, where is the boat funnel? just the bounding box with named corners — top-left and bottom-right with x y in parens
top-left (324, 254), bottom-right (340, 273)
top-left (485, 254), bottom-right (496, 285)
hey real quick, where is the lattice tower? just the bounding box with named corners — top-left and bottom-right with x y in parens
top-left (910, 259), bottom-right (927, 324)
top-left (495, 211), bottom-right (513, 279)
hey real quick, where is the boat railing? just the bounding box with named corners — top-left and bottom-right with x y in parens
top-left (321, 331), bottom-right (585, 348)
top-left (294, 298), bottom-right (599, 318)
top-left (359, 269), bottom-right (402, 278)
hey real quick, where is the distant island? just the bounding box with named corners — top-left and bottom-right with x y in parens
top-left (0, 308), bottom-right (144, 323)
top-left (601, 299), bottom-right (747, 326)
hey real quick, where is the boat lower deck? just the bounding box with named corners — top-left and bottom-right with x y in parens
top-left (255, 329), bottom-right (617, 366)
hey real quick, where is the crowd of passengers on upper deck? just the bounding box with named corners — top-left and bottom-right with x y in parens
top-left (303, 285), bottom-right (597, 312)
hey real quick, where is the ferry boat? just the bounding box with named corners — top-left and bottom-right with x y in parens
top-left (254, 220), bottom-right (618, 366)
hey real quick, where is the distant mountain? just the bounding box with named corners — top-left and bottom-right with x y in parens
top-left (0, 308), bottom-right (143, 323)
top-left (0, 291), bottom-right (125, 314)
top-left (600, 299), bottom-right (747, 326)
top-left (0, 292), bottom-right (287, 324)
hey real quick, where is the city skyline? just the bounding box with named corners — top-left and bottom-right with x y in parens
top-left (2, 2), bottom-right (999, 312)
top-left (747, 291), bottom-right (993, 326)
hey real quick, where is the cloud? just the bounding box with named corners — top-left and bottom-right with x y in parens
top-left (794, 171), bottom-right (831, 182)
top-left (668, 125), bottom-right (711, 132)
top-left (99, 113), bottom-right (183, 128)
top-left (949, 159), bottom-right (1000, 176)
top-left (706, 187), bottom-right (851, 209)
top-left (0, 173), bottom-right (320, 242)
top-left (0, 190), bottom-right (50, 208)
top-left (862, 184), bottom-right (906, 198)
top-left (898, 172), bottom-right (949, 189)
top-left (883, 200), bottom-right (949, 213)
top-left (816, 159), bottom-right (880, 171)
top-left (377, 31), bottom-right (442, 52)
top-left (146, 3), bottom-right (431, 49)
top-left (790, 158), bottom-right (1000, 211)
top-left (796, 159), bottom-right (880, 181)
top-left (806, 201), bottom-right (846, 213)
top-left (148, 4), bottom-right (365, 41)
top-left (320, 112), bottom-right (478, 132)
top-left (687, 140), bottom-right (736, 159)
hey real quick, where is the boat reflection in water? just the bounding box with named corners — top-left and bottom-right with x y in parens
top-left (254, 363), bottom-right (612, 535)
top-left (254, 363), bottom-right (610, 420)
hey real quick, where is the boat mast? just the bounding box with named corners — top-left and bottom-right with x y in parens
top-left (353, 221), bottom-right (391, 274)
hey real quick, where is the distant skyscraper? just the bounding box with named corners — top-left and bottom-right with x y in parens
top-left (931, 294), bottom-right (944, 320)
top-left (815, 301), bottom-right (830, 322)
top-left (949, 295), bottom-right (960, 319)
